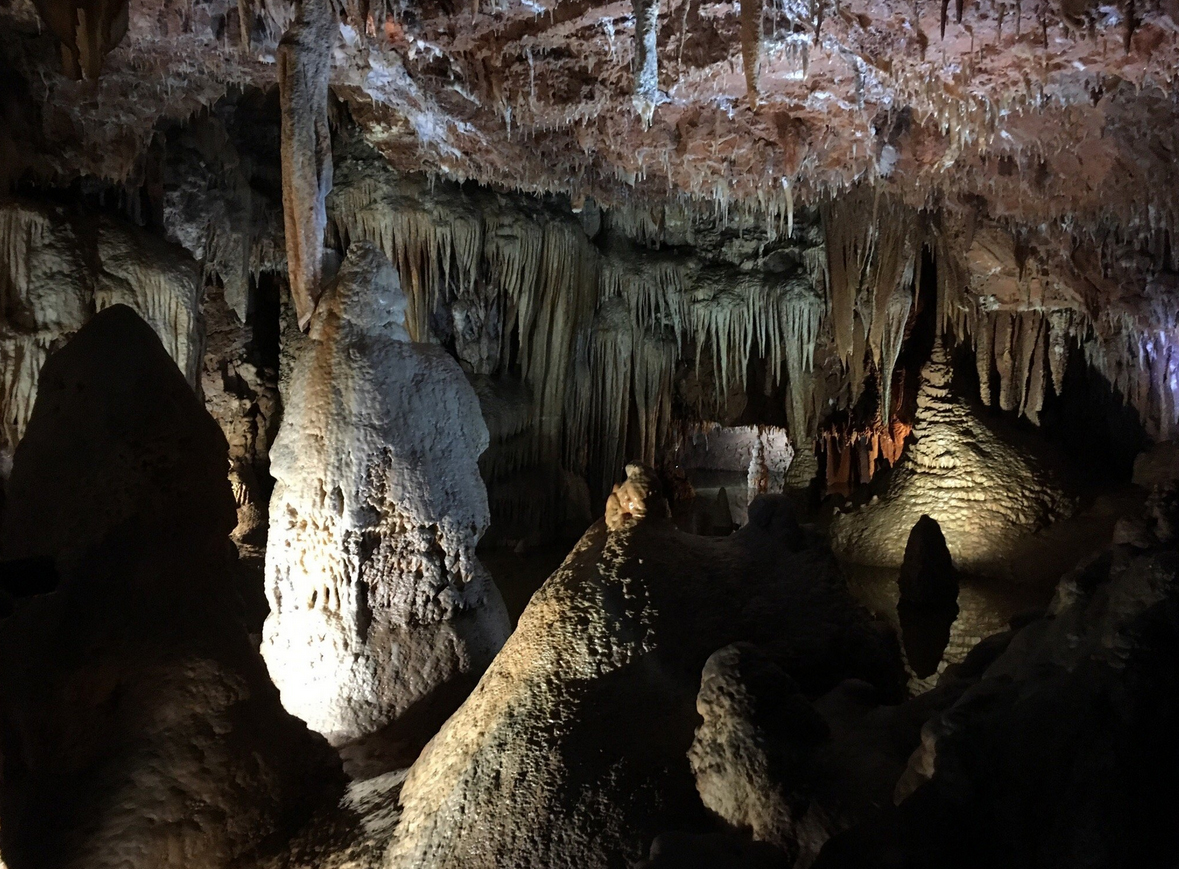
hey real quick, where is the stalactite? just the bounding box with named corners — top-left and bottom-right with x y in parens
top-left (740, 0), bottom-right (764, 107)
top-left (1023, 320), bottom-right (1048, 425)
top-left (995, 311), bottom-right (1017, 412)
top-left (30, 0), bottom-right (129, 80)
top-left (821, 196), bottom-right (872, 365)
top-left (880, 286), bottom-right (913, 423)
top-left (782, 289), bottom-right (823, 439)
top-left (520, 220), bottom-right (598, 471)
top-left (329, 174), bottom-right (483, 341)
top-left (279, 0), bottom-right (335, 330)
top-left (1047, 308), bottom-right (1075, 395)
top-left (633, 0), bottom-right (660, 126)
top-left (975, 309), bottom-right (995, 406)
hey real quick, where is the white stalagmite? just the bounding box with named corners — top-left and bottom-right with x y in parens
top-left (278, 0), bottom-right (335, 329)
top-left (830, 341), bottom-right (1071, 571)
top-left (261, 243), bottom-right (510, 746)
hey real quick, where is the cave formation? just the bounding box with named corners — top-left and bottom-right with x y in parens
top-left (2, 1), bottom-right (1179, 867)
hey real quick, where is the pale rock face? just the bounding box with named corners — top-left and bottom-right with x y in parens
top-left (829, 343), bottom-right (1072, 571)
top-left (0, 305), bottom-right (342, 869)
top-left (261, 243), bottom-right (510, 747)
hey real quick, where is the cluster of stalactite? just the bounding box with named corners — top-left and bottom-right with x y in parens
top-left (322, 167), bottom-right (1179, 520)
top-left (325, 157), bottom-right (843, 525)
top-left (821, 418), bottom-right (912, 496)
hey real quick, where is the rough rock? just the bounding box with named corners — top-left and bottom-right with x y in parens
top-left (830, 343), bottom-right (1072, 571)
top-left (689, 644), bottom-right (967, 868)
top-left (261, 243), bottom-right (511, 755)
top-left (387, 465), bottom-right (903, 869)
top-left (896, 516), bottom-right (960, 679)
top-left (814, 540), bottom-right (1179, 869)
top-left (1132, 441), bottom-right (1179, 489)
top-left (0, 305), bottom-right (343, 869)
top-left (28, 0), bottom-right (128, 80)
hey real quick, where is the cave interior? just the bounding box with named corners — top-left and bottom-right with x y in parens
top-left (2, 1), bottom-right (1179, 868)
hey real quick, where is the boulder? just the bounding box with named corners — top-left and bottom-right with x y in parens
top-left (387, 464), bottom-right (903, 869)
top-left (260, 244), bottom-right (510, 758)
top-left (0, 305), bottom-right (343, 869)
top-left (690, 644), bottom-right (968, 868)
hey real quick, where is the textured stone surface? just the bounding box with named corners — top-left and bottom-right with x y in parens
top-left (815, 539), bottom-right (1179, 869)
top-left (830, 343), bottom-right (1072, 571)
top-left (0, 305), bottom-right (343, 869)
top-left (388, 474), bottom-right (902, 869)
top-left (689, 644), bottom-right (967, 868)
top-left (261, 243), bottom-right (510, 750)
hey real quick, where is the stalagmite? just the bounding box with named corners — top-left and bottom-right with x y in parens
top-left (0, 200), bottom-right (203, 463)
top-left (633, 0), bottom-right (660, 125)
top-left (830, 341), bottom-right (1071, 571)
top-left (388, 480), bottom-right (901, 868)
top-left (261, 244), bottom-right (510, 751)
top-left (279, 0), bottom-right (335, 330)
top-left (0, 306), bottom-right (343, 869)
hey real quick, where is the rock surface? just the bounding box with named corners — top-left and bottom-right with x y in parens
top-left (261, 243), bottom-right (510, 753)
top-left (814, 538), bottom-right (1179, 869)
top-left (830, 343), bottom-right (1072, 571)
top-left (0, 305), bottom-right (343, 869)
top-left (689, 644), bottom-right (968, 868)
top-left (387, 465), bottom-right (902, 869)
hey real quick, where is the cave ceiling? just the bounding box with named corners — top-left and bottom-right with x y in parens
top-left (2, 0), bottom-right (1178, 242)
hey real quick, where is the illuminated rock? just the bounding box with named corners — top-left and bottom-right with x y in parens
top-left (689, 644), bottom-right (967, 869)
top-left (0, 305), bottom-right (342, 869)
top-left (261, 243), bottom-right (510, 752)
top-left (830, 342), bottom-right (1071, 571)
top-left (388, 473), bottom-right (902, 868)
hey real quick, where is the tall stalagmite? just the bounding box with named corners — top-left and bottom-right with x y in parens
top-left (261, 244), bottom-right (510, 754)
top-left (829, 342), bottom-right (1070, 571)
top-left (279, 0), bottom-right (335, 329)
